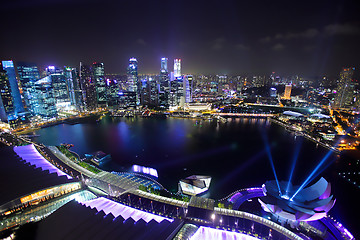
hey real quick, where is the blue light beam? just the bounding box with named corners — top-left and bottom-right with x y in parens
top-left (286, 138), bottom-right (303, 194)
top-left (262, 132), bottom-right (282, 196)
top-left (290, 148), bottom-right (333, 201)
top-left (291, 133), bottom-right (347, 201)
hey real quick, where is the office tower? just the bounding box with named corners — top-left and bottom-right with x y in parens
top-left (334, 67), bottom-right (355, 108)
top-left (46, 66), bottom-right (70, 105)
top-left (118, 91), bottom-right (137, 109)
top-left (80, 63), bottom-right (97, 111)
top-left (270, 87), bottom-right (277, 97)
top-left (17, 62), bottom-right (40, 113)
top-left (1, 61), bottom-right (24, 114)
top-left (159, 58), bottom-right (170, 109)
top-left (174, 59), bottom-right (181, 78)
top-left (92, 62), bottom-right (107, 106)
top-left (283, 84), bottom-right (292, 100)
top-left (140, 76), bottom-right (158, 107)
top-left (64, 67), bottom-right (83, 110)
top-left (184, 75), bottom-right (193, 103)
top-left (0, 67), bottom-right (14, 121)
top-left (32, 77), bottom-right (57, 118)
top-left (161, 57), bottom-right (168, 73)
top-left (106, 78), bottom-right (120, 107)
top-left (127, 58), bottom-right (139, 105)
top-left (168, 77), bottom-right (184, 108)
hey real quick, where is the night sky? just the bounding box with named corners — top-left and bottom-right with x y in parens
top-left (1, 0), bottom-right (360, 77)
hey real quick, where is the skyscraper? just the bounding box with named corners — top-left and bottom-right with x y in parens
top-left (80, 63), bottom-right (97, 111)
top-left (161, 58), bottom-right (168, 73)
top-left (159, 58), bottom-right (170, 109)
top-left (32, 77), bottom-right (57, 118)
top-left (174, 59), bottom-right (181, 78)
top-left (64, 67), bottom-right (83, 110)
top-left (46, 66), bottom-right (70, 105)
top-left (0, 66), bottom-right (14, 121)
top-left (17, 62), bottom-right (40, 113)
top-left (1, 61), bottom-right (24, 114)
top-left (92, 62), bottom-right (107, 106)
top-left (127, 58), bottom-right (139, 105)
top-left (282, 84), bottom-right (292, 100)
top-left (184, 75), bottom-right (193, 103)
top-left (334, 67), bottom-right (355, 108)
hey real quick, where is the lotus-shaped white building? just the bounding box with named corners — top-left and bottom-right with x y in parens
top-left (258, 177), bottom-right (335, 221)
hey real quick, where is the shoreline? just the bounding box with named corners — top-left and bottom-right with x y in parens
top-left (268, 117), bottom-right (341, 154)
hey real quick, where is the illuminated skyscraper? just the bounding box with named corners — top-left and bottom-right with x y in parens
top-left (32, 77), bottom-right (57, 118)
top-left (64, 67), bottom-right (83, 110)
top-left (17, 62), bottom-right (40, 113)
top-left (283, 84), bottom-right (292, 100)
top-left (0, 66), bottom-right (14, 121)
top-left (161, 58), bottom-right (168, 72)
top-left (127, 58), bottom-right (139, 105)
top-left (334, 67), bottom-right (355, 108)
top-left (1, 61), bottom-right (24, 115)
top-left (184, 75), bottom-right (193, 103)
top-left (159, 58), bottom-right (169, 109)
top-left (80, 63), bottom-right (97, 111)
top-left (46, 66), bottom-right (70, 105)
top-left (92, 62), bottom-right (107, 106)
top-left (174, 59), bottom-right (181, 78)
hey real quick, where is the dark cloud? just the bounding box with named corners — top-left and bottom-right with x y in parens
top-left (272, 43), bottom-right (285, 51)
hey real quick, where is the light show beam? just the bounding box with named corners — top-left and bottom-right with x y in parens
top-left (286, 138), bottom-right (302, 194)
top-left (262, 132), bottom-right (282, 195)
top-left (290, 150), bottom-right (332, 201)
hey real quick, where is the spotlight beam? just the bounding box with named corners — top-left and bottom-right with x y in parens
top-left (262, 132), bottom-right (282, 195)
top-left (286, 138), bottom-right (302, 194)
top-left (290, 149), bottom-right (332, 201)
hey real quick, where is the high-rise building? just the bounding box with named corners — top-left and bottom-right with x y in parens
top-left (1, 61), bottom-right (24, 114)
top-left (64, 67), bottom-right (83, 110)
top-left (80, 63), bottom-right (97, 111)
top-left (127, 58), bottom-right (139, 105)
top-left (174, 59), bottom-right (181, 78)
top-left (32, 77), bottom-right (57, 118)
top-left (161, 58), bottom-right (168, 73)
top-left (46, 66), bottom-right (70, 105)
top-left (159, 58), bottom-right (170, 109)
top-left (169, 77), bottom-right (184, 108)
top-left (282, 84), bottom-right (292, 100)
top-left (184, 75), bottom-right (193, 103)
top-left (334, 67), bottom-right (355, 108)
top-left (92, 62), bottom-right (107, 106)
top-left (17, 62), bottom-right (40, 113)
top-left (0, 66), bottom-right (14, 121)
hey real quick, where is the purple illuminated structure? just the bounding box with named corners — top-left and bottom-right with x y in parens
top-left (190, 226), bottom-right (259, 240)
top-left (81, 197), bottom-right (173, 223)
top-left (14, 144), bottom-right (72, 179)
top-left (132, 164), bottom-right (158, 178)
top-left (259, 177), bottom-right (335, 222)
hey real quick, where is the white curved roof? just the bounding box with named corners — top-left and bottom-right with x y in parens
top-left (283, 111), bottom-right (303, 117)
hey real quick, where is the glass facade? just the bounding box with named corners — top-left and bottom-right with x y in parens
top-left (92, 62), bottom-right (107, 105)
top-left (1, 60), bottom-right (24, 114)
top-left (17, 62), bottom-right (40, 113)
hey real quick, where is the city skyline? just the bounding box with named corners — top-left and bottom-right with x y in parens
top-left (1, 0), bottom-right (360, 77)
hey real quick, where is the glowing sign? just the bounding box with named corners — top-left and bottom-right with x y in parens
top-left (132, 165), bottom-right (158, 178)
